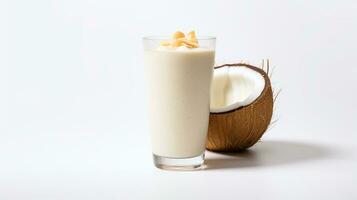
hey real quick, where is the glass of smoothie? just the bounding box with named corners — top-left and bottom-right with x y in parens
top-left (143, 31), bottom-right (216, 170)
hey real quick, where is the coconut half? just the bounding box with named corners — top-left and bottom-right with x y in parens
top-left (206, 63), bottom-right (274, 152)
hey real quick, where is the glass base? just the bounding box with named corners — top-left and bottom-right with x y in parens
top-left (153, 153), bottom-right (205, 171)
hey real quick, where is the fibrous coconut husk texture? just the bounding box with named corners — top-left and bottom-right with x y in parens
top-left (206, 62), bottom-right (274, 152)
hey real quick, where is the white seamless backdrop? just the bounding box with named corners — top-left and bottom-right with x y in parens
top-left (1, 0), bottom-right (357, 200)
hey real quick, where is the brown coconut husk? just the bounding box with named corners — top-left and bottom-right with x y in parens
top-left (206, 63), bottom-right (274, 152)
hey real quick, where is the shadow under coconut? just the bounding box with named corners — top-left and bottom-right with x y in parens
top-left (205, 140), bottom-right (331, 170)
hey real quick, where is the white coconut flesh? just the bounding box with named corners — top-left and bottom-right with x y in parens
top-left (210, 66), bottom-right (265, 113)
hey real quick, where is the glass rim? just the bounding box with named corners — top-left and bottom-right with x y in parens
top-left (142, 35), bottom-right (216, 41)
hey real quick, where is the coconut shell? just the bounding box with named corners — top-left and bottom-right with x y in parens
top-left (206, 63), bottom-right (273, 152)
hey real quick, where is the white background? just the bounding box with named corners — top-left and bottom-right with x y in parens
top-left (1, 0), bottom-right (357, 199)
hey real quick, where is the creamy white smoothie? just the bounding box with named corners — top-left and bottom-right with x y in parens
top-left (145, 46), bottom-right (215, 158)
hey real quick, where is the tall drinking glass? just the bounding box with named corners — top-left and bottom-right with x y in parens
top-left (143, 36), bottom-right (216, 170)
